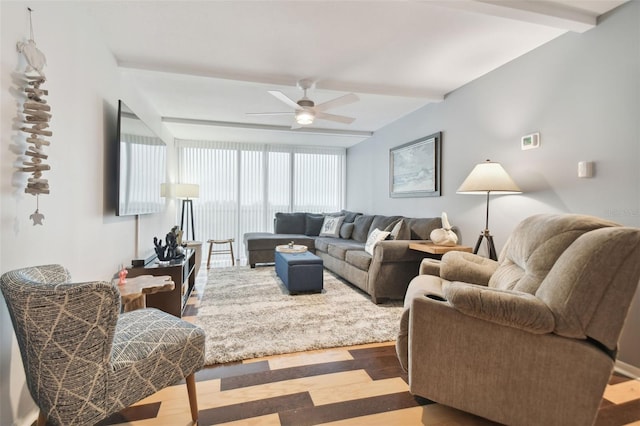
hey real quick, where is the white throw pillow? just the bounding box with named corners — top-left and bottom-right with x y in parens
top-left (319, 215), bottom-right (346, 237)
top-left (365, 228), bottom-right (390, 255)
top-left (388, 219), bottom-right (405, 240)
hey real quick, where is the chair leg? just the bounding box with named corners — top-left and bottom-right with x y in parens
top-left (207, 242), bottom-right (213, 269)
top-left (229, 241), bottom-right (235, 266)
top-left (186, 373), bottom-right (198, 422)
top-left (37, 411), bottom-right (47, 426)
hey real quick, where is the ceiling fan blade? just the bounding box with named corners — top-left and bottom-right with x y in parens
top-left (246, 112), bottom-right (293, 116)
top-left (268, 90), bottom-right (303, 110)
top-left (314, 93), bottom-right (359, 112)
top-left (316, 111), bottom-right (355, 124)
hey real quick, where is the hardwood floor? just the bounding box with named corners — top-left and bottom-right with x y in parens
top-left (100, 263), bottom-right (640, 426)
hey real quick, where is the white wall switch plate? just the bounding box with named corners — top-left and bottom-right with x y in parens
top-left (578, 161), bottom-right (594, 178)
top-left (521, 133), bottom-right (540, 150)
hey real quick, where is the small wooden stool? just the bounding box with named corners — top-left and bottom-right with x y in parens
top-left (207, 238), bottom-right (235, 268)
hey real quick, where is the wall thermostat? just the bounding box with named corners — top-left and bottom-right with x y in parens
top-left (521, 133), bottom-right (540, 150)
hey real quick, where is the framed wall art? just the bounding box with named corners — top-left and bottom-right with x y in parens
top-left (389, 132), bottom-right (441, 198)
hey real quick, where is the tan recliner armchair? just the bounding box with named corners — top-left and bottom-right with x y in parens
top-left (396, 213), bottom-right (640, 426)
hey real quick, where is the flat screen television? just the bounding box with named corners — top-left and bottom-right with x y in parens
top-left (116, 99), bottom-right (167, 216)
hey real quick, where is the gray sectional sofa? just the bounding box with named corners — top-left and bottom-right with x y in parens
top-left (244, 211), bottom-right (443, 303)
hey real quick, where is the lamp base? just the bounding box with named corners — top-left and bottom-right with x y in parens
top-left (473, 229), bottom-right (498, 261)
top-left (180, 199), bottom-right (195, 241)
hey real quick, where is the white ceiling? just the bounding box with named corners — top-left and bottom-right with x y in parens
top-left (78, 0), bottom-right (626, 147)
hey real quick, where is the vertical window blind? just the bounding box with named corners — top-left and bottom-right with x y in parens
top-left (176, 140), bottom-right (346, 264)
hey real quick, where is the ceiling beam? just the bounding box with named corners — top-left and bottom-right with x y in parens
top-left (119, 63), bottom-right (444, 101)
top-left (162, 117), bottom-right (374, 138)
top-left (431, 0), bottom-right (598, 33)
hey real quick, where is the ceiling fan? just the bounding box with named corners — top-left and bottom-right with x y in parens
top-left (248, 79), bottom-right (359, 128)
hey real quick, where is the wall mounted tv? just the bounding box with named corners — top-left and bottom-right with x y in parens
top-left (116, 99), bottom-right (167, 216)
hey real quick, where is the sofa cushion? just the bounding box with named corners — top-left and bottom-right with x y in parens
top-left (370, 216), bottom-right (403, 237)
top-left (319, 215), bottom-right (345, 237)
top-left (352, 215), bottom-right (375, 242)
top-left (327, 240), bottom-right (364, 260)
top-left (328, 244), bottom-right (348, 260)
top-left (340, 222), bottom-right (354, 239)
top-left (345, 250), bottom-right (372, 271)
top-left (274, 212), bottom-right (306, 234)
top-left (305, 213), bottom-right (325, 236)
top-left (404, 217), bottom-right (442, 240)
top-left (314, 237), bottom-right (330, 252)
top-left (244, 233), bottom-right (315, 251)
top-left (341, 210), bottom-right (362, 223)
top-left (388, 219), bottom-right (411, 240)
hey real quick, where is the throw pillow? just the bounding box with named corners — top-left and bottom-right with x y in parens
top-left (339, 222), bottom-right (354, 239)
top-left (319, 215), bottom-right (346, 237)
top-left (384, 219), bottom-right (401, 236)
top-left (365, 228), bottom-right (390, 255)
top-left (305, 213), bottom-right (325, 236)
top-left (274, 212), bottom-right (306, 234)
top-left (389, 219), bottom-right (410, 240)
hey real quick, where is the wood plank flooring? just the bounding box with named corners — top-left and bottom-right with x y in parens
top-left (98, 264), bottom-right (640, 426)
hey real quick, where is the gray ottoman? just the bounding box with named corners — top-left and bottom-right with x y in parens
top-left (275, 250), bottom-right (324, 294)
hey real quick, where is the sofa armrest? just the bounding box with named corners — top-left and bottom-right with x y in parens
top-left (439, 251), bottom-right (498, 285)
top-left (443, 282), bottom-right (555, 334)
top-left (372, 240), bottom-right (428, 263)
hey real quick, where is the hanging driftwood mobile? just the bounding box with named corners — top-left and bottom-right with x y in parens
top-left (17, 8), bottom-right (50, 226)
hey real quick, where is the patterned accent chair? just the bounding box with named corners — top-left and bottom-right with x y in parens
top-left (396, 214), bottom-right (640, 426)
top-left (1, 264), bottom-right (206, 426)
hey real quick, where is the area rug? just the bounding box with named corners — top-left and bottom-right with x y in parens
top-left (195, 266), bottom-right (403, 365)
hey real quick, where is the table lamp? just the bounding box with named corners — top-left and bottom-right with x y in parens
top-left (457, 160), bottom-right (521, 260)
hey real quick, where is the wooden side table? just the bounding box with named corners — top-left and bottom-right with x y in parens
top-left (409, 242), bottom-right (473, 257)
top-left (409, 243), bottom-right (473, 276)
top-left (114, 275), bottom-right (175, 312)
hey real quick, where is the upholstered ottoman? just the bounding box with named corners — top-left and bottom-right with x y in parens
top-left (275, 250), bottom-right (324, 294)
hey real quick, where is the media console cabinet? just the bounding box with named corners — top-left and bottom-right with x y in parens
top-left (127, 249), bottom-right (196, 318)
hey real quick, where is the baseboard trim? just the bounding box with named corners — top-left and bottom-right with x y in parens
top-left (19, 408), bottom-right (40, 426)
top-left (615, 360), bottom-right (640, 379)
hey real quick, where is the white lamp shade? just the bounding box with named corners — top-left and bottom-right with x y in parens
top-left (457, 160), bottom-right (521, 194)
top-left (160, 183), bottom-right (200, 199)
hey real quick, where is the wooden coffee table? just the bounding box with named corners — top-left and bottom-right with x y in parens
top-left (275, 244), bottom-right (308, 253)
top-left (114, 275), bottom-right (175, 312)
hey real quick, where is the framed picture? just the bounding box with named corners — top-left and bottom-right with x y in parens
top-left (389, 132), bottom-right (441, 198)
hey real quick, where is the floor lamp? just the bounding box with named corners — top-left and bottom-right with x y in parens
top-left (457, 160), bottom-right (521, 261)
top-left (161, 183), bottom-right (200, 242)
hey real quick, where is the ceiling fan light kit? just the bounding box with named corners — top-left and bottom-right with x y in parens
top-left (250, 79), bottom-right (359, 129)
top-left (295, 109), bottom-right (315, 125)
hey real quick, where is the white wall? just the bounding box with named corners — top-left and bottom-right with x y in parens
top-left (347, 1), bottom-right (640, 367)
top-left (0, 2), bottom-right (176, 425)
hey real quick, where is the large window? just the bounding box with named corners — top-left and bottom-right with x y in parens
top-left (177, 140), bottom-right (345, 264)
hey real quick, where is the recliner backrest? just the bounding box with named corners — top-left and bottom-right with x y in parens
top-left (489, 214), bottom-right (619, 294)
top-left (536, 226), bottom-right (640, 350)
